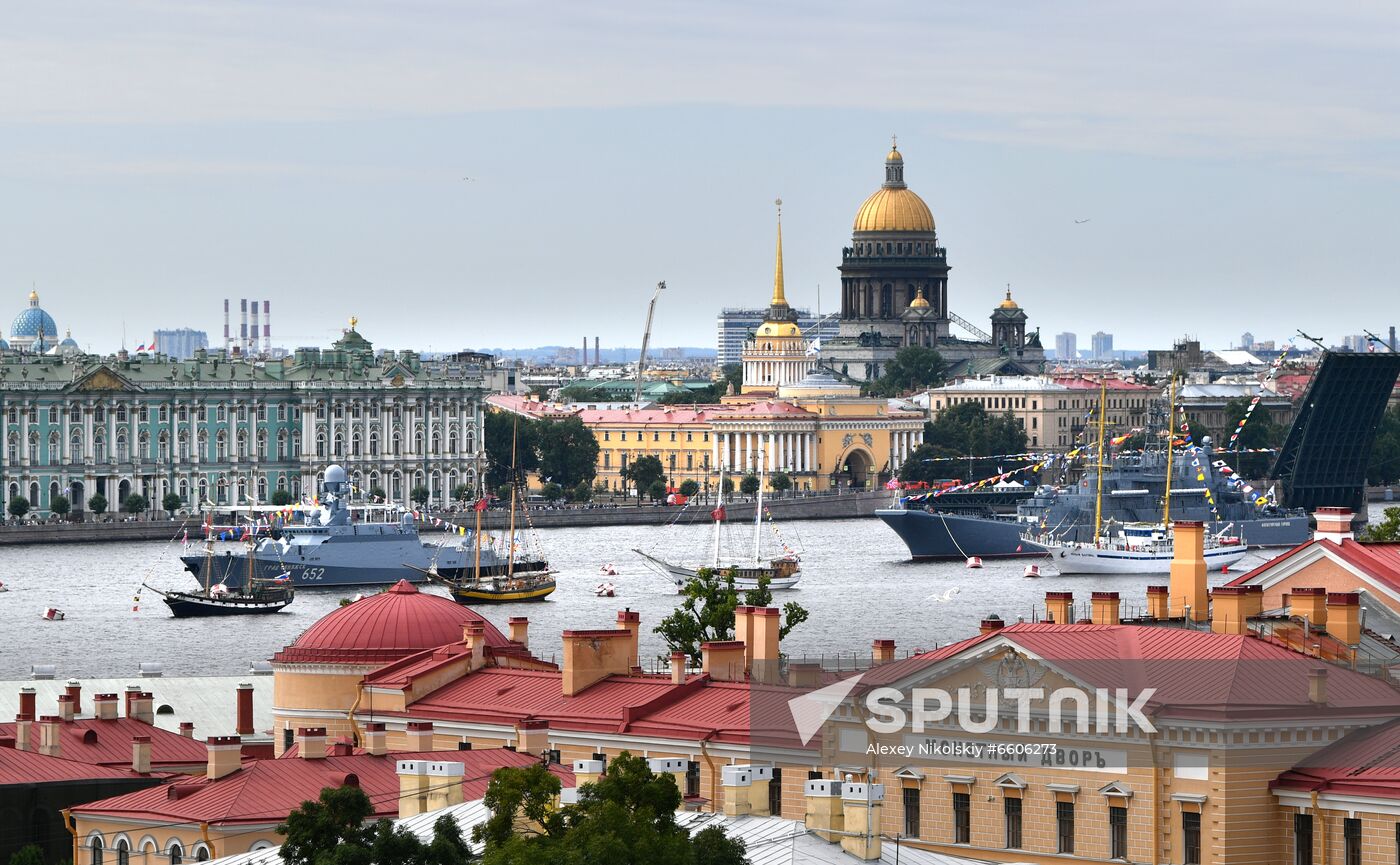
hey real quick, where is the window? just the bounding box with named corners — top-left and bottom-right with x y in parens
top-left (1057, 801), bottom-right (1075, 854)
top-left (669, 431), bottom-right (676, 441)
top-left (115, 839), bottom-right (130, 865)
top-left (686, 761), bottom-right (701, 798)
top-left (1345, 818), bottom-right (1361, 865)
top-left (1184, 811), bottom-right (1201, 864)
top-left (1295, 813), bottom-right (1313, 865)
top-left (89, 838), bottom-right (103, 865)
top-left (603, 431), bottom-right (610, 441)
top-left (953, 791), bottom-right (970, 843)
top-left (902, 786), bottom-right (920, 838)
top-left (1110, 805), bottom-right (1128, 859)
top-left (768, 767), bottom-right (782, 817)
top-left (1004, 797), bottom-right (1022, 848)
top-left (168, 844), bottom-right (182, 865)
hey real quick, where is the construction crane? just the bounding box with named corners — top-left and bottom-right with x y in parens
top-left (634, 281), bottom-right (666, 405)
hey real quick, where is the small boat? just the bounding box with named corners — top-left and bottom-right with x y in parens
top-left (41, 608), bottom-right (65, 621)
top-left (0, 581), bottom-right (9, 593)
top-left (599, 563), bottom-right (619, 577)
top-left (1023, 564), bottom-right (1042, 578)
top-left (965, 556), bottom-right (983, 569)
top-left (595, 582), bottom-right (616, 597)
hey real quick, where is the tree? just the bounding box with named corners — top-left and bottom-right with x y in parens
top-left (7, 846), bottom-right (44, 865)
top-left (570, 481), bottom-right (593, 503)
top-left (123, 493), bottom-right (149, 514)
top-left (864, 346), bottom-right (947, 397)
top-left (739, 474), bottom-right (760, 496)
top-left (451, 483), bottom-right (472, 502)
top-left (907, 402), bottom-right (1031, 483)
top-left (678, 480), bottom-right (700, 497)
top-left (537, 416), bottom-right (600, 488)
top-left (163, 492), bottom-right (183, 514)
top-left (279, 784), bottom-right (473, 865)
top-left (7, 496), bottom-right (29, 518)
top-left (622, 455), bottom-right (665, 500)
top-left (647, 479), bottom-right (668, 502)
top-left (88, 493), bottom-right (108, 514)
top-left (410, 485), bottom-right (430, 506)
top-left (50, 494), bottom-right (71, 517)
top-left (497, 483), bottom-right (514, 502)
top-left (475, 753), bottom-right (746, 865)
top-left (769, 471), bottom-right (792, 494)
top-left (270, 489), bottom-right (294, 506)
top-left (541, 482), bottom-right (564, 503)
top-left (658, 364), bottom-right (744, 405)
top-left (654, 568), bottom-right (809, 665)
top-left (1219, 396), bottom-right (1283, 476)
top-left (485, 412), bottom-right (542, 490)
top-left (719, 477), bottom-right (734, 495)
top-left (1362, 507), bottom-right (1400, 542)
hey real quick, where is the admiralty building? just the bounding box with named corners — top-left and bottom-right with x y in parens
top-left (1, 300), bottom-right (494, 516)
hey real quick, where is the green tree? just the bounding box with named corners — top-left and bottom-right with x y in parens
top-left (7, 845), bottom-right (45, 865)
top-left (647, 479), bottom-right (669, 502)
top-left (907, 402), bottom-right (1031, 483)
top-left (678, 479), bottom-right (700, 497)
top-left (451, 483), bottom-right (472, 502)
top-left (739, 474), bottom-right (760, 496)
top-left (541, 481), bottom-right (564, 503)
top-left (123, 493), bottom-right (148, 514)
top-left (570, 481), bottom-right (593, 503)
top-left (864, 346), bottom-right (948, 397)
top-left (410, 485), bottom-right (430, 506)
top-left (719, 477), bottom-right (734, 495)
top-left (654, 568), bottom-right (809, 665)
top-left (50, 494), bottom-right (71, 517)
top-left (485, 412), bottom-right (542, 490)
top-left (622, 455), bottom-right (665, 500)
top-left (537, 416), bottom-right (600, 488)
top-left (270, 489), bottom-right (294, 506)
top-left (367, 486), bottom-right (387, 502)
top-left (88, 493), bottom-right (108, 514)
top-left (163, 492), bottom-right (183, 514)
top-left (1362, 507), bottom-right (1400, 542)
top-left (769, 471), bottom-right (792, 493)
top-left (7, 496), bottom-right (29, 518)
top-left (497, 483), bottom-right (514, 502)
top-left (1219, 396), bottom-right (1283, 476)
top-left (279, 784), bottom-right (473, 865)
top-left (475, 753), bottom-right (746, 865)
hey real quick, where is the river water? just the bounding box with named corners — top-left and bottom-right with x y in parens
top-left (1, 507), bottom-right (1391, 679)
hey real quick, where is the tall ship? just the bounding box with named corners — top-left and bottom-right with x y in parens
top-left (879, 388), bottom-right (1310, 561)
top-left (180, 465), bottom-right (542, 589)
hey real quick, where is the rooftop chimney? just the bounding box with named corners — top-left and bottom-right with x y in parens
top-left (179, 722), bottom-right (195, 739)
top-left (702, 641), bottom-right (747, 682)
top-left (397, 760), bottom-right (431, 817)
top-left (1045, 591), bottom-right (1073, 625)
top-left (1091, 592), bottom-right (1121, 626)
top-left (93, 693), bottom-right (117, 721)
top-left (1146, 585), bottom-right (1169, 620)
top-left (1289, 587), bottom-right (1328, 628)
top-left (516, 719), bottom-right (549, 758)
top-left (508, 616), bottom-right (529, 648)
top-left (405, 721), bottom-right (434, 752)
top-left (19, 688), bottom-right (35, 721)
top-left (752, 608), bottom-right (782, 684)
top-left (1169, 521), bottom-right (1208, 621)
top-left (297, 727), bottom-right (328, 760)
top-left (840, 781), bottom-right (885, 861)
top-left (805, 778), bottom-right (846, 843)
top-left (65, 680), bottom-right (82, 716)
top-left (263, 300), bottom-right (271, 354)
top-left (670, 652), bottom-right (687, 685)
top-left (721, 765), bottom-right (753, 817)
top-left (561, 629), bottom-right (634, 696)
top-left (237, 682), bottom-right (254, 736)
top-left (872, 639), bottom-right (895, 665)
top-left (425, 762), bottom-right (465, 812)
top-left (1308, 667), bottom-right (1329, 705)
top-left (362, 722), bottom-right (387, 757)
top-left (979, 615), bottom-right (1005, 636)
top-left (1327, 592), bottom-right (1362, 645)
top-left (464, 622), bottom-right (488, 673)
top-left (1210, 585), bottom-right (1262, 635)
top-left (1314, 508), bottom-right (1355, 543)
top-left (616, 609), bottom-right (641, 668)
top-left (14, 714), bottom-right (32, 752)
top-left (37, 716), bottom-right (61, 758)
top-left (207, 735), bottom-right (242, 780)
top-left (223, 299), bottom-right (230, 352)
top-left (734, 606), bottom-right (755, 671)
top-left (131, 736), bottom-right (152, 774)
top-left (130, 691), bottom-right (154, 725)
top-left (57, 695), bottom-right (74, 723)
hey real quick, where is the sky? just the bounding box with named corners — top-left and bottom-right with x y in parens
top-left (2, 1), bottom-right (1398, 355)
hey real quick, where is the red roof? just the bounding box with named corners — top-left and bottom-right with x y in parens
top-left (858, 622), bottom-right (1400, 721)
top-left (1227, 538), bottom-right (1400, 596)
top-left (1274, 718), bottom-right (1400, 798)
top-left (72, 747), bottom-right (572, 826)
top-left (0, 744), bottom-right (151, 784)
top-left (274, 580), bottom-right (508, 666)
top-left (575, 407), bottom-right (720, 424)
top-left (0, 718), bottom-right (210, 769)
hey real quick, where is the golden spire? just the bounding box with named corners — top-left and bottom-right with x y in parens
top-left (770, 197), bottom-right (787, 308)
top-left (28, 289), bottom-right (38, 304)
top-left (349, 315), bottom-right (358, 330)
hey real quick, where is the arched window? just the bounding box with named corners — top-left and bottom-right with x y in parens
top-left (93, 432), bottom-right (107, 462)
top-left (138, 431), bottom-right (150, 461)
top-left (115, 432), bottom-right (128, 462)
top-left (216, 431), bottom-right (227, 461)
top-left (6, 433), bottom-right (16, 464)
top-left (315, 431), bottom-right (326, 459)
top-left (258, 476), bottom-right (268, 501)
top-left (430, 430), bottom-right (440, 455)
top-left (70, 430), bottom-right (83, 461)
top-left (369, 433), bottom-right (380, 457)
top-left (177, 431), bottom-right (188, 460)
top-left (351, 433), bottom-right (361, 457)
top-left (448, 430), bottom-right (459, 455)
top-left (236, 430), bottom-right (247, 458)
top-left (391, 432), bottom-right (402, 456)
top-left (158, 432), bottom-right (169, 461)
top-left (333, 432), bottom-right (344, 458)
top-left (87, 834), bottom-right (103, 865)
top-left (257, 430), bottom-right (268, 460)
top-left (277, 430), bottom-right (288, 460)
top-left (167, 841), bottom-right (183, 865)
top-left (28, 431), bottom-right (39, 462)
top-left (48, 431), bottom-right (60, 463)
top-left (413, 430), bottom-right (423, 454)
top-left (115, 838), bottom-right (130, 865)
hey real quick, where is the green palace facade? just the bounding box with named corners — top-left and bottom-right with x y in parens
top-left (0, 321), bottom-right (492, 516)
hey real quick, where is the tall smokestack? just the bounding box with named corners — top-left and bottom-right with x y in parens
top-left (582, 338), bottom-right (588, 367)
top-left (594, 337), bottom-right (600, 366)
top-left (1391, 325), bottom-right (1397, 353)
top-left (250, 301), bottom-right (260, 356)
top-left (223, 299), bottom-right (230, 352)
top-left (263, 301), bottom-right (271, 354)
top-left (240, 299), bottom-right (248, 354)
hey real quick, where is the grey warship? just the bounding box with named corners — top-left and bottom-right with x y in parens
top-left (878, 438), bottom-right (1309, 561)
top-left (180, 465), bottom-right (541, 588)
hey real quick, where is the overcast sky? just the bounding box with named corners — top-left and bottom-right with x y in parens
top-left (2, 1), bottom-right (1398, 354)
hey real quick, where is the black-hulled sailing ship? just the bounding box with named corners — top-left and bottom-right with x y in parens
top-left (147, 522), bottom-right (295, 617)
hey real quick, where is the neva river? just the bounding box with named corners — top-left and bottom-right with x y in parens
top-left (1, 509), bottom-right (1389, 679)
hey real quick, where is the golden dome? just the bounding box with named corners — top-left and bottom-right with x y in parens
top-left (999, 287), bottom-right (1019, 309)
top-left (909, 287), bottom-right (931, 309)
top-left (886, 148), bottom-right (903, 163)
top-left (853, 187), bottom-right (935, 232)
top-left (758, 321), bottom-right (803, 338)
top-left (28, 289), bottom-right (38, 303)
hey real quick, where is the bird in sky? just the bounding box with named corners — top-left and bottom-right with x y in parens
top-left (462, 177), bottom-right (477, 182)
top-left (1074, 218), bottom-right (1091, 224)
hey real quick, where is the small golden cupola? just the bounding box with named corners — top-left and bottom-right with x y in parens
top-left (909, 287), bottom-right (931, 309)
top-left (999, 287), bottom-right (1020, 309)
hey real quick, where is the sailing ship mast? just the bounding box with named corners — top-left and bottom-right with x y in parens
top-left (752, 448), bottom-right (765, 564)
top-left (507, 417), bottom-right (519, 580)
top-left (1093, 379), bottom-right (1108, 541)
top-left (712, 466), bottom-right (725, 568)
top-left (1163, 375), bottom-right (1177, 527)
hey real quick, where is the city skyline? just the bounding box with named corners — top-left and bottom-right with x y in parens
top-left (4, 3), bottom-right (1400, 353)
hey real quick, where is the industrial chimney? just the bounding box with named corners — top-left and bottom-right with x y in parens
top-left (223, 299), bottom-right (230, 352)
top-left (250, 301), bottom-right (260, 356)
top-left (263, 300), bottom-right (271, 354)
top-left (240, 299), bottom-right (248, 352)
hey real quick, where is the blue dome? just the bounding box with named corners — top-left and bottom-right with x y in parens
top-left (11, 306), bottom-right (58, 339)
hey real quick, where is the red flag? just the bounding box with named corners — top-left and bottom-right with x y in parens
top-left (474, 498), bottom-right (489, 512)
top-left (710, 505), bottom-right (726, 522)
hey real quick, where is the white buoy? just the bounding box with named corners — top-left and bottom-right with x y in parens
top-left (1023, 564), bottom-right (1042, 578)
top-left (965, 556), bottom-right (983, 569)
top-left (41, 608), bottom-right (65, 621)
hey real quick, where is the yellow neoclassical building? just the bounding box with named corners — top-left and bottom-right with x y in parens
top-left (493, 204), bottom-right (925, 491)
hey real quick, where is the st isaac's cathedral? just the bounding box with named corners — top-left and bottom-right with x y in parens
top-left (819, 142), bottom-right (1044, 381)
